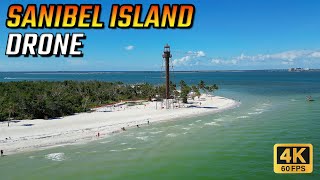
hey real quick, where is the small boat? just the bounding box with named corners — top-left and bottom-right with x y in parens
top-left (306, 96), bottom-right (314, 102)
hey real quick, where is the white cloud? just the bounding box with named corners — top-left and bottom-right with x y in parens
top-left (233, 50), bottom-right (320, 62)
top-left (172, 55), bottom-right (192, 66)
top-left (211, 58), bottom-right (221, 64)
top-left (172, 50), bottom-right (207, 66)
top-left (308, 51), bottom-right (320, 58)
top-left (186, 51), bottom-right (206, 57)
top-left (173, 49), bottom-right (320, 68)
top-left (212, 50), bottom-right (320, 66)
top-left (125, 45), bottom-right (134, 51)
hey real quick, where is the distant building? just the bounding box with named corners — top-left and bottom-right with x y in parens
top-left (288, 68), bottom-right (310, 72)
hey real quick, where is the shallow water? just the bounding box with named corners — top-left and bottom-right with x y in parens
top-left (0, 71), bottom-right (319, 179)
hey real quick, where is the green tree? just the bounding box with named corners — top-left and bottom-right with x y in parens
top-left (198, 80), bottom-right (206, 90)
top-left (205, 84), bottom-right (219, 98)
top-left (179, 80), bottom-right (191, 103)
top-left (191, 85), bottom-right (201, 100)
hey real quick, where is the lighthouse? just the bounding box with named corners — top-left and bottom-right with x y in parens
top-left (162, 44), bottom-right (172, 99)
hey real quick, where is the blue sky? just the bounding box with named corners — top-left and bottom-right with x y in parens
top-left (1, 0), bottom-right (320, 71)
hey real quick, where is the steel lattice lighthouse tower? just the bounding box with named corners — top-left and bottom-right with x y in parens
top-left (162, 44), bottom-right (172, 99)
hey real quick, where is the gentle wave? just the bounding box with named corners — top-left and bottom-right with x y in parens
top-left (45, 152), bottom-right (66, 162)
top-left (215, 118), bottom-right (224, 122)
top-left (110, 149), bottom-right (121, 152)
top-left (204, 122), bottom-right (220, 126)
top-left (110, 147), bottom-right (136, 152)
top-left (149, 131), bottom-right (163, 134)
top-left (4, 77), bottom-right (51, 80)
top-left (100, 140), bottom-right (112, 144)
top-left (137, 132), bottom-right (147, 135)
top-left (237, 116), bottom-right (249, 119)
top-left (166, 133), bottom-right (178, 137)
top-left (261, 103), bottom-right (271, 107)
top-left (248, 112), bottom-right (263, 115)
top-left (136, 136), bottom-right (149, 141)
top-left (4, 77), bottom-right (17, 80)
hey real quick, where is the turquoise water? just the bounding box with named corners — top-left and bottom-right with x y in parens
top-left (0, 71), bottom-right (319, 179)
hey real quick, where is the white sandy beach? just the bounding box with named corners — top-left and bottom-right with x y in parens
top-left (0, 94), bottom-right (239, 155)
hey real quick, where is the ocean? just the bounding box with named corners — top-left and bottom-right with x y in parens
top-left (0, 71), bottom-right (319, 179)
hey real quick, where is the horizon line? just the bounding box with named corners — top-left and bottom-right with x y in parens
top-left (1, 69), bottom-right (320, 73)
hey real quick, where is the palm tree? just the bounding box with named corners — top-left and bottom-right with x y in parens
top-left (198, 80), bottom-right (205, 90)
top-left (179, 80), bottom-right (190, 103)
top-left (179, 80), bottom-right (187, 88)
top-left (7, 103), bottom-right (15, 127)
top-left (191, 85), bottom-right (201, 100)
top-left (206, 84), bottom-right (219, 98)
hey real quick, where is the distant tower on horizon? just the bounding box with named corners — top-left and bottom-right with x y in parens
top-left (162, 44), bottom-right (172, 99)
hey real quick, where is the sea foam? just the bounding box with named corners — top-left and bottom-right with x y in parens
top-left (45, 152), bottom-right (66, 161)
top-left (237, 116), bottom-right (249, 119)
top-left (136, 136), bottom-right (149, 141)
top-left (215, 118), bottom-right (224, 122)
top-left (149, 131), bottom-right (163, 134)
top-left (204, 122), bottom-right (220, 126)
top-left (166, 133), bottom-right (178, 137)
top-left (100, 140), bottom-right (112, 144)
top-left (248, 111), bottom-right (263, 115)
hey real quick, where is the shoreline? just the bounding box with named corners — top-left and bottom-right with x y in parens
top-left (0, 94), bottom-right (239, 155)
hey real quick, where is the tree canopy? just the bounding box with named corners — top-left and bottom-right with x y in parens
top-left (0, 80), bottom-right (218, 121)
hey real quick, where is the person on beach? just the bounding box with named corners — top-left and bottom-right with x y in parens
top-left (1, 150), bottom-right (3, 156)
top-left (97, 132), bottom-right (100, 137)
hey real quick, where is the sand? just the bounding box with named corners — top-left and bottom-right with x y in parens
top-left (0, 95), bottom-right (239, 155)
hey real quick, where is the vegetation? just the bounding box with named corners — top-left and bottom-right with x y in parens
top-left (0, 80), bottom-right (218, 121)
top-left (198, 80), bottom-right (219, 97)
top-left (179, 80), bottom-right (191, 103)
